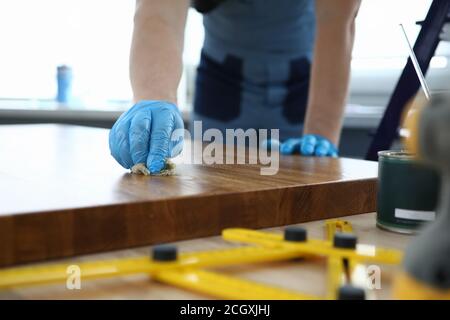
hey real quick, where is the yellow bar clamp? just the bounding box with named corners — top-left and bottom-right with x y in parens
top-left (155, 269), bottom-right (318, 300)
top-left (0, 246), bottom-right (304, 290)
top-left (0, 220), bottom-right (403, 300)
top-left (222, 228), bottom-right (402, 265)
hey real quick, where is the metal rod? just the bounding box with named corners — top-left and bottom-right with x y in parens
top-left (399, 23), bottom-right (431, 100)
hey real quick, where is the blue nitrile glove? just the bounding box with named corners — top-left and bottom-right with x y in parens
top-left (109, 100), bottom-right (184, 174)
top-left (279, 134), bottom-right (338, 157)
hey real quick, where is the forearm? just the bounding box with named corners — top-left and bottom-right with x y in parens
top-left (303, 0), bottom-right (360, 146)
top-left (130, 0), bottom-right (189, 104)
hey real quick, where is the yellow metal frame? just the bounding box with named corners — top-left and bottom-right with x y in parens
top-left (0, 220), bottom-right (403, 299)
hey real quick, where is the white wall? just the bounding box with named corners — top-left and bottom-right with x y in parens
top-left (0, 0), bottom-right (448, 110)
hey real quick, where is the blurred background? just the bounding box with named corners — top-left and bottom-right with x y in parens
top-left (0, 0), bottom-right (449, 158)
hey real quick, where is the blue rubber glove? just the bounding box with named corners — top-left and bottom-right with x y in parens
top-left (109, 100), bottom-right (184, 174)
top-left (279, 134), bottom-right (338, 157)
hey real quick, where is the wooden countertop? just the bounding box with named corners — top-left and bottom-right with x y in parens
top-left (0, 213), bottom-right (414, 300)
top-left (0, 124), bottom-right (378, 267)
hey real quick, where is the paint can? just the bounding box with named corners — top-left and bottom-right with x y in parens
top-left (377, 151), bottom-right (440, 234)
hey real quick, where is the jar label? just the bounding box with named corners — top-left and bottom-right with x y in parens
top-left (394, 208), bottom-right (435, 221)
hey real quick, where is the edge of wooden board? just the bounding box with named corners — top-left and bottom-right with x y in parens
top-left (0, 178), bottom-right (376, 267)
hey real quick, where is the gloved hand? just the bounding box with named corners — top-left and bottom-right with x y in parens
top-left (279, 134), bottom-right (338, 157)
top-left (109, 100), bottom-right (184, 174)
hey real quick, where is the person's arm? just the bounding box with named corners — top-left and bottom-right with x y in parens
top-left (109, 0), bottom-right (189, 174)
top-left (303, 0), bottom-right (361, 146)
top-left (130, 0), bottom-right (190, 104)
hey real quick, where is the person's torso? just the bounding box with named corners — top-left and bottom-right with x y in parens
top-left (194, 0), bottom-right (315, 127)
top-left (202, 0), bottom-right (315, 61)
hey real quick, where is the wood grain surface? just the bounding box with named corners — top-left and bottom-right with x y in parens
top-left (0, 124), bottom-right (378, 267)
top-left (0, 213), bottom-right (414, 300)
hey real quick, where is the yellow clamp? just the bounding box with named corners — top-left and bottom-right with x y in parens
top-left (0, 222), bottom-right (403, 300)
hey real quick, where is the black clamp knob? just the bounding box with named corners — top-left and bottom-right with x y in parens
top-left (333, 233), bottom-right (357, 249)
top-left (152, 245), bottom-right (178, 262)
top-left (284, 227), bottom-right (307, 242)
top-left (338, 285), bottom-right (366, 300)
